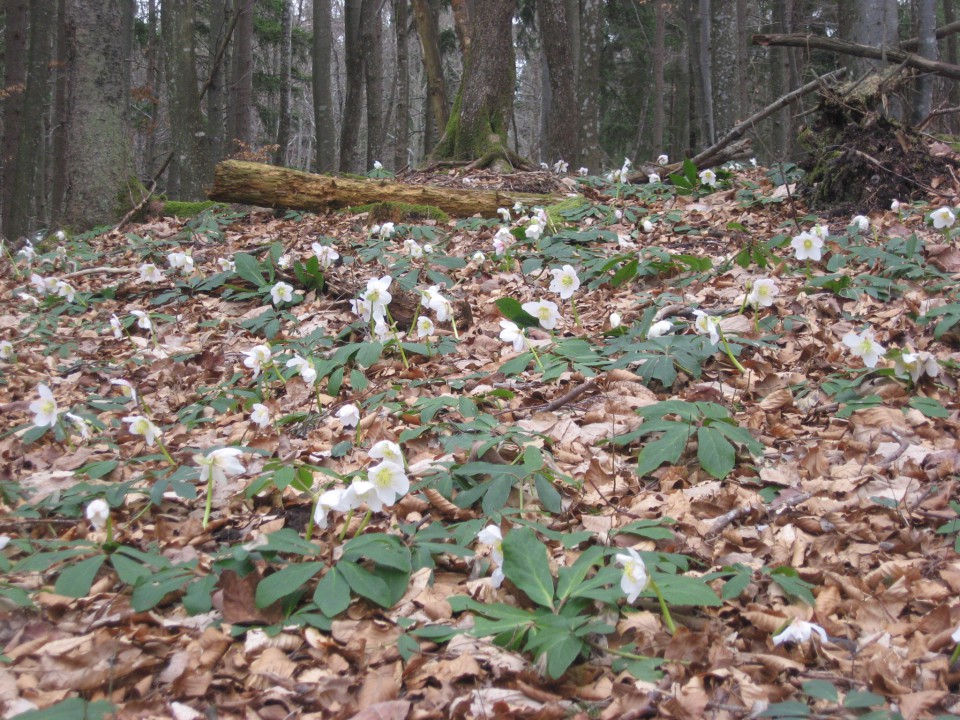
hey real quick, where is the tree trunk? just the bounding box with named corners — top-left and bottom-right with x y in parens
top-left (313, 0), bottom-right (336, 172)
top-left (838, 0), bottom-right (901, 79)
top-left (50, 0), bottom-right (69, 221)
top-left (450, 0), bottom-right (471, 56)
top-left (9, 0), bottom-right (54, 240)
top-left (431, 0), bottom-right (518, 166)
top-left (228, 0), bottom-right (254, 151)
top-left (699, 0), bottom-right (715, 144)
top-left (769, 0), bottom-right (789, 161)
top-left (61, 0), bottom-right (134, 231)
top-left (651, 1), bottom-right (666, 156)
top-left (912, 0), bottom-right (937, 124)
top-left (945, 0), bottom-right (960, 133)
top-left (339, 0), bottom-right (364, 172)
top-left (208, 160), bottom-right (563, 216)
top-left (162, 0), bottom-right (210, 199)
top-left (1, 0), bottom-right (28, 239)
top-left (361, 0), bottom-right (384, 169)
top-left (536, 0), bottom-right (578, 166)
top-left (274, 0), bottom-right (293, 165)
top-left (410, 0), bottom-right (449, 151)
top-left (393, 0), bottom-right (411, 170)
top-left (577, 0), bottom-right (602, 171)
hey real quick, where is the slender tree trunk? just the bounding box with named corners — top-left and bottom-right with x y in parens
top-left (945, 0), bottom-right (960, 133)
top-left (450, 0), bottom-right (471, 56)
top-left (313, 0), bottom-right (336, 171)
top-left (2, 0), bottom-right (28, 239)
top-left (50, 0), bottom-right (69, 221)
top-left (651, 1), bottom-right (666, 156)
top-left (838, 0), bottom-right (901, 78)
top-left (61, 0), bottom-right (134, 230)
top-left (577, 0), bottom-right (602, 171)
top-left (394, 0), bottom-right (411, 169)
top-left (536, 0), bottom-right (578, 165)
top-left (912, 0), bottom-right (937, 123)
top-left (274, 0), bottom-right (293, 165)
top-left (9, 0), bottom-right (54, 240)
top-left (228, 0), bottom-right (254, 151)
top-left (700, 0), bottom-right (716, 143)
top-left (339, 0), bottom-right (364, 172)
top-left (208, 0), bottom-right (227, 166)
top-left (410, 0), bottom-right (449, 151)
top-left (769, 0), bottom-right (788, 160)
top-left (362, 0), bottom-right (384, 169)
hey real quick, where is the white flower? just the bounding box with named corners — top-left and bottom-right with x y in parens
top-left (851, 215), bottom-right (870, 233)
top-left (791, 231), bottom-right (823, 262)
top-left (421, 285), bottom-right (453, 322)
top-left (614, 210), bottom-right (623, 221)
top-left (416, 316), bottom-right (435, 339)
top-left (313, 487), bottom-right (356, 529)
top-left (286, 355), bottom-right (317, 386)
top-left (54, 230), bottom-right (66, 242)
top-left (578, 167), bottom-right (589, 177)
top-left (30, 384), bottom-right (60, 428)
top-left (140, 263), bottom-right (163, 282)
top-left (277, 254), bottom-right (291, 270)
top-left (367, 460), bottom-right (409, 507)
top-left (217, 257), bottom-right (236, 273)
top-left (337, 404), bottom-right (361, 428)
top-left (750, 157), bottom-right (758, 167)
top-left (746, 278), bottom-right (779, 309)
top-left (85, 499), bottom-right (110, 531)
top-left (380, 222), bottom-right (396, 238)
top-left (497, 207), bottom-right (511, 222)
top-left (404, 239), bottom-right (423, 258)
top-left (549, 265), bottom-right (581, 300)
top-left (270, 281), bottom-right (294, 305)
top-left (370, 224), bottom-right (381, 236)
top-left (373, 160), bottom-right (383, 170)
top-left (167, 251), bottom-right (194, 273)
top-left (472, 251), bottom-right (486, 264)
top-left (123, 414), bottom-right (161, 446)
top-left (693, 310), bottom-right (720, 345)
top-left (195, 447), bottom-right (245, 486)
top-left (477, 525), bottom-right (505, 588)
top-left (361, 275), bottom-right (392, 320)
top-left (657, 154), bottom-right (669, 166)
top-left (242, 344), bottom-right (272, 378)
top-left (110, 378), bottom-right (137, 404)
top-left (423, 243), bottom-right (433, 254)
top-left (553, 159), bottom-right (568, 174)
top-left (0, 535), bottom-right (9, 550)
top-left (842, 328), bottom-right (886, 368)
top-left (55, 280), bottom-right (75, 303)
top-left (642, 219), bottom-right (654, 233)
top-left (351, 297), bottom-right (374, 322)
top-left (648, 320), bottom-right (674, 338)
top-left (493, 227), bottom-right (513, 256)
top-left (513, 201), bottom-right (524, 213)
top-left (499, 320), bottom-right (526, 353)
top-left (110, 314), bottom-right (123, 339)
top-left (525, 220), bottom-right (543, 241)
top-left (810, 224), bottom-right (829, 241)
top-left (952, 624), bottom-right (960, 644)
top-left (609, 313), bottom-right (621, 329)
top-left (131, 310), bottom-right (152, 331)
top-left (311, 243), bottom-right (339, 269)
top-left (0, 340), bottom-right (13, 360)
top-left (369, 440), bottom-right (404, 465)
top-left (699, 168), bottom-right (717, 187)
top-left (493, 237), bottom-right (506, 256)
top-left (930, 206), bottom-right (956, 229)
top-left (772, 619), bottom-right (828, 646)
top-left (648, 173), bottom-right (661, 184)
top-left (894, 350), bottom-right (939, 383)
top-left (540, 162), bottom-right (549, 170)
top-left (65, 412), bottom-right (92, 440)
top-left (17, 243), bottom-right (36, 262)
top-left (250, 403), bottom-right (271, 429)
top-left (522, 299), bottom-right (562, 330)
top-left (31, 273), bottom-right (58, 295)
top-left (373, 318), bottom-right (399, 342)
top-left (891, 199), bottom-right (902, 212)
top-left (615, 548), bottom-right (649, 603)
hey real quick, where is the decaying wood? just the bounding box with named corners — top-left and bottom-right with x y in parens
top-left (753, 33), bottom-right (960, 81)
top-left (208, 160), bottom-right (565, 218)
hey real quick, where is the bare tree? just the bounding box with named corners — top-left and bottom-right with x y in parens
top-left (275, 0), bottom-right (293, 165)
top-left (2, 0), bottom-right (28, 239)
top-left (313, 0), bottom-right (336, 172)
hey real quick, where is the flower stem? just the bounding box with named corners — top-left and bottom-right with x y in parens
top-left (353, 509), bottom-right (372, 538)
top-left (524, 336), bottom-right (545, 372)
top-left (718, 328), bottom-right (746, 374)
top-left (202, 476), bottom-right (214, 529)
top-left (951, 644), bottom-right (960, 666)
top-left (305, 501), bottom-right (316, 542)
top-left (338, 510), bottom-right (354, 542)
top-left (650, 579), bottom-right (677, 635)
top-left (571, 299), bottom-right (582, 328)
top-left (156, 438), bottom-right (177, 467)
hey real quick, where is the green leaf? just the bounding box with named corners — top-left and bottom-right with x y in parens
top-left (255, 561), bottom-right (324, 608)
top-left (314, 567), bottom-right (352, 617)
top-left (110, 553), bottom-right (150, 585)
top-left (234, 252), bottom-right (266, 287)
top-left (343, 534), bottom-right (412, 573)
top-left (336, 560), bottom-right (392, 607)
top-left (635, 425), bottom-right (689, 476)
top-left (502, 527), bottom-right (555, 609)
top-left (758, 701), bottom-right (811, 718)
top-left (8, 698), bottom-right (115, 720)
top-left (0, 584), bottom-right (34, 608)
top-left (78, 460), bottom-right (119, 479)
top-left (525, 621), bottom-right (583, 678)
top-left (495, 297), bottom-right (541, 329)
top-left (610, 258), bottom-right (639, 287)
top-left (802, 680), bottom-right (839, 702)
top-left (556, 546), bottom-right (605, 602)
top-left (397, 633), bottom-right (420, 662)
top-left (534, 474), bottom-right (562, 514)
top-left (908, 396), bottom-right (949, 419)
top-left (54, 554), bottom-right (107, 598)
top-left (499, 351), bottom-right (533, 375)
top-left (652, 573), bottom-right (721, 607)
top-left (843, 691), bottom-right (884, 709)
top-left (697, 425), bottom-right (736, 479)
top-left (615, 519), bottom-right (675, 541)
top-left (766, 566), bottom-right (816, 605)
top-left (356, 341), bottom-right (383, 368)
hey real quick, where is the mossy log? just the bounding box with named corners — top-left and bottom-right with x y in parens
top-left (208, 160), bottom-right (564, 218)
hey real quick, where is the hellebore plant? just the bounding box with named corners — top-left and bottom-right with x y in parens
top-left (693, 310), bottom-right (745, 373)
top-left (842, 327), bottom-right (886, 369)
top-left (196, 448), bottom-right (245, 528)
top-left (549, 265), bottom-right (582, 326)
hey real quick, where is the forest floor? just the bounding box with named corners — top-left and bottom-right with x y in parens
top-left (1, 161), bottom-right (960, 720)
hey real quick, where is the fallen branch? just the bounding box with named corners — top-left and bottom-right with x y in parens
top-left (753, 33), bottom-right (960, 81)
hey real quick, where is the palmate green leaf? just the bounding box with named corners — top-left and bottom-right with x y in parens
top-left (802, 680), bottom-right (839, 702)
top-left (343, 534), bottom-right (412, 573)
top-left (54, 554), bottom-right (107, 598)
top-left (524, 615), bottom-right (585, 678)
top-left (635, 425), bottom-right (689, 476)
top-left (502, 527), bottom-right (555, 609)
top-left (652, 573), bottom-right (722, 607)
top-left (697, 425), bottom-right (736, 479)
top-left (765, 566), bottom-right (816, 605)
top-left (499, 351), bottom-right (533, 376)
top-left (0, 584), bottom-right (34, 608)
top-left (336, 560), bottom-right (392, 607)
top-left (8, 697), bottom-right (115, 720)
top-left (313, 567), bottom-right (351, 617)
top-left (556, 545), bottom-right (605, 602)
top-left (255, 561), bottom-right (325, 608)
top-left (757, 701), bottom-right (811, 718)
top-left (234, 252), bottom-right (266, 287)
top-left (495, 297), bottom-right (541, 329)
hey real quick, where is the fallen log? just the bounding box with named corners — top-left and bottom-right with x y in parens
top-left (207, 160), bottom-right (566, 218)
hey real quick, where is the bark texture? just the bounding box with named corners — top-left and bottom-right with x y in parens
top-left (274, 0), bottom-right (293, 166)
top-left (537, 0), bottom-right (579, 164)
top-left (2, 0), bottom-right (28, 239)
top-left (410, 0), bottom-right (450, 150)
top-left (313, 0), bottom-right (336, 172)
top-left (339, 0), bottom-right (364, 172)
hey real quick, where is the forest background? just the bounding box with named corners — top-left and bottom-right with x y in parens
top-left (1, 0), bottom-right (958, 243)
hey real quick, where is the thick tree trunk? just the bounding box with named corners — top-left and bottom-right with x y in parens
top-left (339, 0), bottom-right (364, 172)
top-left (361, 0), bottom-right (384, 169)
top-left (208, 160), bottom-right (563, 217)
top-left (651, 1), bottom-right (666, 156)
top-left (577, 0), bottom-right (601, 171)
top-left (536, 0), bottom-right (578, 165)
top-left (313, 0), bottom-right (336, 172)
top-left (393, 0), bottom-right (411, 170)
top-left (2, 0), bottom-right (28, 239)
top-left (410, 0), bottom-right (449, 149)
top-left (274, 0), bottom-right (293, 165)
top-left (227, 0), bottom-right (254, 151)
top-left (838, 0), bottom-right (901, 99)
top-left (698, 0), bottom-right (715, 144)
top-left (710, 0), bottom-right (739, 137)
top-left (207, 0), bottom-right (227, 165)
top-left (912, 0), bottom-right (937, 124)
top-left (61, 0), bottom-right (134, 231)
top-left (945, 0), bottom-right (960, 133)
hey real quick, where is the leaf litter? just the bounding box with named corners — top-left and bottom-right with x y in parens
top-left (0, 163), bottom-right (959, 719)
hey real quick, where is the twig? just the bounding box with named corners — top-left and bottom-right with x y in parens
top-left (62, 266), bottom-right (137, 279)
top-left (540, 377), bottom-right (598, 413)
top-left (706, 491), bottom-right (812, 537)
top-left (846, 146), bottom-right (946, 196)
